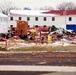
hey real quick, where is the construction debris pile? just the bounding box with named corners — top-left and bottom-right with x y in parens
top-left (0, 25), bottom-right (76, 50)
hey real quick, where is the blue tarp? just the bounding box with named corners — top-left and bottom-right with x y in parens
top-left (66, 24), bottom-right (76, 31)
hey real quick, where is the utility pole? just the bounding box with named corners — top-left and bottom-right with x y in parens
top-left (63, 9), bottom-right (67, 29)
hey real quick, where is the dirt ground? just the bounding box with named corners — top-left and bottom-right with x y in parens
top-left (0, 52), bottom-right (76, 58)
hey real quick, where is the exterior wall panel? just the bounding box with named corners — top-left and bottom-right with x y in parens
top-left (8, 21), bottom-right (16, 27)
top-left (66, 15), bottom-right (76, 24)
top-left (8, 15), bottom-right (76, 31)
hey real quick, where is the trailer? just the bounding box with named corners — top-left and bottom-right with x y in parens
top-left (0, 23), bottom-right (8, 34)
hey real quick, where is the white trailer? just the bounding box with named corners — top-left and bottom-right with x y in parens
top-left (0, 12), bottom-right (8, 34)
top-left (0, 23), bottom-right (8, 34)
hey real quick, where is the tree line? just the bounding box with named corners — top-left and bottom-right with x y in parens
top-left (0, 0), bottom-right (76, 15)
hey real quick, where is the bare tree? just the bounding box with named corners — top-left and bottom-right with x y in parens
top-left (56, 2), bottom-right (76, 10)
top-left (0, 0), bottom-right (20, 15)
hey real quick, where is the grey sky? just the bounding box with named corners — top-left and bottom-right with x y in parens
top-left (0, 0), bottom-right (76, 9)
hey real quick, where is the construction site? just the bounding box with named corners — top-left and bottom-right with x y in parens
top-left (0, 19), bottom-right (76, 51)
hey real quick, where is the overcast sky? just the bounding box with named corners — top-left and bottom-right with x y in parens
top-left (0, 0), bottom-right (76, 9)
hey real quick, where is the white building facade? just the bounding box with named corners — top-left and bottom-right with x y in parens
top-left (8, 10), bottom-right (76, 31)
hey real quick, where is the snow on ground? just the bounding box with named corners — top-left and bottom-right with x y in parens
top-left (0, 38), bottom-right (75, 50)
